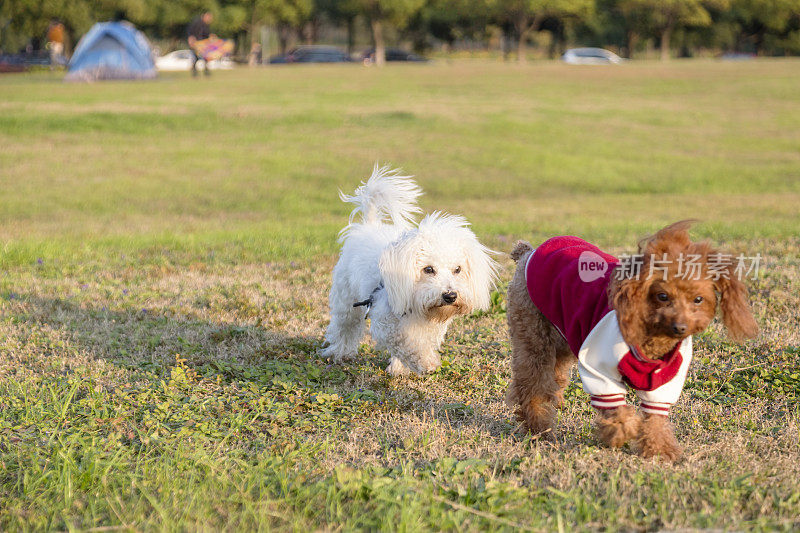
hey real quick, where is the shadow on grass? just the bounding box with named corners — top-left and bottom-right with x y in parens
top-left (15, 294), bottom-right (323, 378)
top-left (12, 294), bottom-right (519, 439)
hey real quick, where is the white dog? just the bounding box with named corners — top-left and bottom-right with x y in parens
top-left (321, 165), bottom-right (497, 376)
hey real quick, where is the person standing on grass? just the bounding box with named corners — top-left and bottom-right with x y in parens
top-left (47, 19), bottom-right (65, 69)
top-left (187, 11), bottom-right (213, 77)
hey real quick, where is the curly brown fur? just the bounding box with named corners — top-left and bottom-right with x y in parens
top-left (594, 405), bottom-right (642, 448)
top-left (715, 273), bottom-right (759, 340)
top-left (506, 241), bottom-right (575, 438)
top-left (507, 224), bottom-right (758, 462)
top-left (637, 413), bottom-right (681, 461)
top-left (509, 240), bottom-right (533, 262)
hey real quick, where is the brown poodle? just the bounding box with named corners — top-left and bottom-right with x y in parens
top-left (506, 221), bottom-right (758, 461)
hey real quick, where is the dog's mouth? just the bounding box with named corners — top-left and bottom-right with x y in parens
top-left (433, 296), bottom-right (466, 310)
top-left (426, 299), bottom-right (468, 322)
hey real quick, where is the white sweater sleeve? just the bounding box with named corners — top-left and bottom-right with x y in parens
top-left (577, 312), bottom-right (630, 410)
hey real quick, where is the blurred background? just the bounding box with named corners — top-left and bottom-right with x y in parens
top-left (2, 0), bottom-right (800, 71)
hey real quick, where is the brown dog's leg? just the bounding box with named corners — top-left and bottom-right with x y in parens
top-left (637, 413), bottom-right (682, 461)
top-left (506, 332), bottom-right (564, 436)
top-left (506, 246), bottom-right (573, 438)
top-left (594, 406), bottom-right (641, 448)
top-left (553, 350), bottom-right (575, 408)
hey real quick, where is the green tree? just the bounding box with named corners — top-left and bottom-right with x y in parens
top-left (0, 0), bottom-right (93, 53)
top-left (412, 0), bottom-right (494, 51)
top-left (241, 0), bottom-right (313, 53)
top-left (348, 0), bottom-right (426, 65)
top-left (315, 0), bottom-right (360, 53)
top-left (606, 0), bottom-right (651, 57)
top-left (730, 0), bottom-right (800, 55)
top-left (492, 0), bottom-right (594, 63)
top-left (617, 0), bottom-right (729, 60)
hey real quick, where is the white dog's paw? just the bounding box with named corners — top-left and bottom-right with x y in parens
top-left (386, 357), bottom-right (412, 376)
top-left (420, 361), bottom-right (441, 373)
top-left (386, 354), bottom-right (442, 376)
top-left (418, 353), bottom-right (442, 373)
top-left (319, 344), bottom-right (356, 363)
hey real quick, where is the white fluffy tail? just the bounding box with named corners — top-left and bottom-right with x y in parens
top-left (339, 164), bottom-right (422, 232)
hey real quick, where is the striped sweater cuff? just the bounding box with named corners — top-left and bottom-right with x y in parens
top-left (640, 401), bottom-right (670, 416)
top-left (590, 394), bottom-right (627, 410)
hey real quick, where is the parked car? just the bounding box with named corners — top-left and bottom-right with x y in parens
top-left (561, 47), bottom-right (624, 65)
top-left (720, 52), bottom-right (757, 61)
top-left (155, 49), bottom-right (233, 71)
top-left (360, 48), bottom-right (427, 64)
top-left (269, 46), bottom-right (352, 64)
top-left (0, 51), bottom-right (54, 72)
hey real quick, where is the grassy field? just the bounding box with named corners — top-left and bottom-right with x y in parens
top-left (0, 60), bottom-right (799, 531)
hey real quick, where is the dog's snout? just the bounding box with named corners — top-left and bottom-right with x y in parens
top-left (442, 291), bottom-right (457, 304)
top-left (672, 323), bottom-right (687, 335)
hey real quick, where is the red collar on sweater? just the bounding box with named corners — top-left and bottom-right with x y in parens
top-left (618, 342), bottom-right (683, 391)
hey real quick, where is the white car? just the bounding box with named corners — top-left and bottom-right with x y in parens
top-left (155, 49), bottom-right (233, 71)
top-left (561, 48), bottom-right (624, 65)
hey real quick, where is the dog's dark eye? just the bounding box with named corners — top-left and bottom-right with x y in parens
top-left (656, 292), bottom-right (669, 302)
top-left (423, 266), bottom-right (436, 275)
top-left (454, 266), bottom-right (461, 274)
top-left (694, 296), bottom-right (704, 304)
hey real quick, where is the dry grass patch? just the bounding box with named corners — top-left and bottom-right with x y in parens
top-left (1, 244), bottom-right (797, 530)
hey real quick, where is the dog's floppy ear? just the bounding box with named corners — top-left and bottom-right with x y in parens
top-left (714, 268), bottom-right (759, 340)
top-left (460, 230), bottom-right (498, 311)
top-left (379, 232), bottom-right (423, 316)
top-left (608, 268), bottom-right (650, 349)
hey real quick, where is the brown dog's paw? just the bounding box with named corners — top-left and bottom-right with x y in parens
top-left (514, 403), bottom-right (557, 440)
top-left (531, 426), bottom-right (558, 442)
top-left (638, 436), bottom-right (682, 462)
top-left (636, 413), bottom-right (682, 462)
top-left (594, 405), bottom-right (641, 448)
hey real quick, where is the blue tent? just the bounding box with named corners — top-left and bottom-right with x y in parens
top-left (66, 22), bottom-right (156, 81)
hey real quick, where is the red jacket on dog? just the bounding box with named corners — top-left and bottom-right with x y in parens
top-left (525, 236), bottom-right (692, 416)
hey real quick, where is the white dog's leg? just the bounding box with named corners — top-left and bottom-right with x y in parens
top-left (386, 356), bottom-right (411, 376)
top-left (373, 311), bottom-right (447, 376)
top-left (322, 290), bottom-right (366, 363)
top-left (383, 340), bottom-right (441, 376)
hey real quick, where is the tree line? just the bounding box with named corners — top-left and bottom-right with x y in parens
top-left (2, 0), bottom-right (799, 65)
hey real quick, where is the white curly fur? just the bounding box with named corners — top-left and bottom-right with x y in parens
top-left (321, 165), bottom-right (498, 376)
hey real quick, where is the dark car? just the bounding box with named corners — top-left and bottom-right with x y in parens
top-left (0, 51), bottom-right (53, 72)
top-left (269, 46), bottom-right (352, 64)
top-left (360, 48), bottom-right (427, 64)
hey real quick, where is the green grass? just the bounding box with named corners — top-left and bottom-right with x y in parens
top-left (0, 60), bottom-right (799, 531)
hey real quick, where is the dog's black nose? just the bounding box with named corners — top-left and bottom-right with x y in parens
top-left (442, 291), bottom-right (457, 304)
top-left (672, 323), bottom-right (687, 335)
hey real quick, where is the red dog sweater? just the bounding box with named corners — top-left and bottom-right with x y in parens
top-left (525, 236), bottom-right (692, 416)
